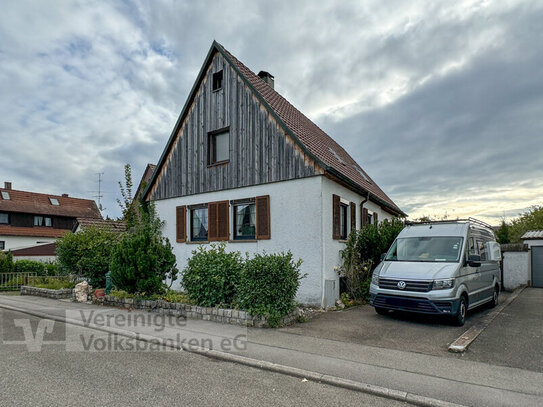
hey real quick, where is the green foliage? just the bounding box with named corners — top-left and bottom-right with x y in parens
top-left (496, 219), bottom-right (511, 244)
top-left (109, 289), bottom-right (135, 299)
top-left (117, 163), bottom-right (139, 230)
top-left (110, 203), bottom-right (178, 295)
top-left (509, 206), bottom-right (543, 243)
top-left (160, 290), bottom-right (193, 304)
top-left (56, 226), bottom-right (118, 287)
top-left (340, 218), bottom-right (405, 300)
top-left (237, 252), bottom-right (304, 324)
top-left (13, 260), bottom-right (46, 276)
top-left (28, 276), bottom-right (75, 290)
top-left (182, 243), bottom-right (243, 307)
top-left (0, 251), bottom-right (14, 273)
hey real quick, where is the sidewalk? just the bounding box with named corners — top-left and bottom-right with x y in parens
top-left (1, 295), bottom-right (542, 407)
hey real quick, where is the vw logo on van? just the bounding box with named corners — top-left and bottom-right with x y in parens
top-left (397, 281), bottom-right (407, 290)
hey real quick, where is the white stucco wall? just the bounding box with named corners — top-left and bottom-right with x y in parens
top-left (13, 255), bottom-right (57, 263)
top-left (524, 239), bottom-right (543, 248)
top-left (503, 251), bottom-right (530, 290)
top-left (154, 176), bottom-right (324, 305)
top-left (0, 235), bottom-right (57, 251)
top-left (320, 177), bottom-right (395, 305)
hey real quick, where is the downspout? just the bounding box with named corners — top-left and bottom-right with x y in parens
top-left (360, 192), bottom-right (370, 227)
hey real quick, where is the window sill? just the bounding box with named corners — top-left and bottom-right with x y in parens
top-left (186, 240), bottom-right (209, 244)
top-left (228, 239), bottom-right (257, 243)
top-left (207, 160), bottom-right (229, 168)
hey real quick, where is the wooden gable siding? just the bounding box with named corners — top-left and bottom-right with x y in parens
top-left (151, 52), bottom-right (322, 201)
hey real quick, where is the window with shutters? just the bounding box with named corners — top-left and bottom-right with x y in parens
top-left (233, 202), bottom-right (256, 240)
top-left (190, 206), bottom-right (208, 241)
top-left (256, 195), bottom-right (270, 240)
top-left (208, 201), bottom-right (229, 241)
top-left (339, 203), bottom-right (348, 240)
top-left (176, 206), bottom-right (186, 242)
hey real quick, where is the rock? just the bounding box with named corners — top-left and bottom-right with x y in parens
top-left (74, 281), bottom-right (90, 302)
top-left (335, 299), bottom-right (345, 309)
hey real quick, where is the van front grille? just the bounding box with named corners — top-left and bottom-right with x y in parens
top-left (378, 278), bottom-right (433, 292)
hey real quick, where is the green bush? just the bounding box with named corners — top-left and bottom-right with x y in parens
top-left (56, 226), bottom-right (119, 287)
top-left (13, 260), bottom-right (46, 275)
top-left (0, 251), bottom-right (14, 273)
top-left (509, 206), bottom-right (543, 243)
top-left (110, 204), bottom-right (178, 295)
top-left (28, 276), bottom-right (75, 290)
top-left (237, 252), bottom-right (304, 325)
top-left (340, 218), bottom-right (405, 300)
top-left (182, 243), bottom-right (243, 307)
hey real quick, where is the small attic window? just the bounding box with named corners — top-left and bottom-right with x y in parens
top-left (213, 70), bottom-right (223, 91)
top-left (49, 197), bottom-right (60, 206)
top-left (1, 191), bottom-right (9, 200)
top-left (353, 165), bottom-right (370, 183)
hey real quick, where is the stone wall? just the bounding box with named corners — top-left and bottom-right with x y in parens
top-left (20, 285), bottom-right (74, 299)
top-left (94, 295), bottom-right (301, 328)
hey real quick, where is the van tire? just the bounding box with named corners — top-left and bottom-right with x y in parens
top-left (452, 296), bottom-right (467, 326)
top-left (375, 307), bottom-right (389, 315)
top-left (489, 285), bottom-right (499, 308)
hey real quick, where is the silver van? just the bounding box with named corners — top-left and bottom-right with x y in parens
top-left (369, 219), bottom-right (502, 325)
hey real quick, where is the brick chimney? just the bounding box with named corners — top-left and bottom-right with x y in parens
top-left (257, 71), bottom-right (274, 89)
top-left (4, 182), bottom-right (12, 190)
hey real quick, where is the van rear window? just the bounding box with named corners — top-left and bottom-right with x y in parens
top-left (385, 237), bottom-right (463, 263)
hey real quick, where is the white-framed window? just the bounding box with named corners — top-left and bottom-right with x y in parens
top-left (233, 202), bottom-right (256, 240)
top-left (49, 197), bottom-right (60, 206)
top-left (1, 191), bottom-right (9, 200)
top-left (34, 216), bottom-right (52, 227)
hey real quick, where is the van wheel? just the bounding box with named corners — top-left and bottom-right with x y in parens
top-left (489, 286), bottom-right (499, 308)
top-left (375, 307), bottom-right (389, 315)
top-left (452, 296), bottom-right (467, 326)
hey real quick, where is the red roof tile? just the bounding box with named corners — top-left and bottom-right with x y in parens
top-left (0, 225), bottom-right (67, 238)
top-left (0, 188), bottom-right (102, 218)
top-left (74, 217), bottom-right (126, 233)
top-left (11, 242), bottom-right (57, 256)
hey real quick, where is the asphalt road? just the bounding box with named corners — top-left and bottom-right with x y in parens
top-left (0, 309), bottom-right (405, 407)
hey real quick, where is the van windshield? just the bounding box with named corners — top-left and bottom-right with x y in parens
top-left (385, 237), bottom-right (463, 263)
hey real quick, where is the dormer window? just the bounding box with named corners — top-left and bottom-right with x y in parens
top-left (212, 70), bottom-right (223, 91)
top-left (34, 216), bottom-right (52, 227)
top-left (49, 197), bottom-right (60, 206)
top-left (1, 191), bottom-right (9, 200)
top-left (0, 213), bottom-right (8, 224)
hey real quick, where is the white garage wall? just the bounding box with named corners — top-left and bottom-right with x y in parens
top-left (0, 235), bottom-right (57, 251)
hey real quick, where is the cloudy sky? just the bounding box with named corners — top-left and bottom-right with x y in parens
top-left (1, 0), bottom-right (542, 224)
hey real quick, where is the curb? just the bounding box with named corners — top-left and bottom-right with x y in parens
top-left (0, 302), bottom-right (464, 407)
top-left (448, 286), bottom-right (525, 353)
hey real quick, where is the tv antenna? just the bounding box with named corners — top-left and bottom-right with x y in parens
top-left (94, 172), bottom-right (105, 211)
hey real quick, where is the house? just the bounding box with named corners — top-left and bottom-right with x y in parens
top-left (135, 163), bottom-right (156, 200)
top-left (72, 217), bottom-right (127, 234)
top-left (143, 41), bottom-right (405, 306)
top-left (0, 182), bottom-right (102, 252)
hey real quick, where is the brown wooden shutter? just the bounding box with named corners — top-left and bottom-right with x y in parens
top-left (350, 202), bottom-right (356, 231)
top-left (374, 212), bottom-right (378, 225)
top-left (362, 207), bottom-right (368, 228)
top-left (256, 195), bottom-right (270, 240)
top-left (217, 200), bottom-right (229, 241)
top-left (332, 194), bottom-right (340, 240)
top-left (208, 202), bottom-right (218, 241)
top-left (176, 206), bottom-right (186, 243)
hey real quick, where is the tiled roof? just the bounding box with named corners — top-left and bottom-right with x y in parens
top-left (136, 164), bottom-right (156, 199)
top-left (521, 230), bottom-right (543, 240)
top-left (0, 225), bottom-right (68, 238)
top-left (217, 43), bottom-right (403, 214)
top-left (75, 217), bottom-right (127, 233)
top-left (10, 242), bottom-right (57, 256)
top-left (0, 188), bottom-right (101, 218)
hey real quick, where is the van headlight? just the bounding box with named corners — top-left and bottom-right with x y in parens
top-left (371, 272), bottom-right (379, 286)
top-left (432, 279), bottom-right (455, 290)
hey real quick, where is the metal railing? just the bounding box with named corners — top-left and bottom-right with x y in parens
top-left (0, 272), bottom-right (38, 291)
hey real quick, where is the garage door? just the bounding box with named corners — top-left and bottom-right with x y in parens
top-left (532, 246), bottom-right (543, 288)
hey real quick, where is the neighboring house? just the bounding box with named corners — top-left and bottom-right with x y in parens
top-left (0, 182), bottom-right (102, 251)
top-left (9, 242), bottom-right (57, 263)
top-left (72, 217), bottom-right (127, 234)
top-left (135, 163), bottom-right (156, 200)
top-left (144, 41), bottom-right (405, 306)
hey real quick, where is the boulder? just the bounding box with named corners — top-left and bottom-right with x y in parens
top-left (74, 281), bottom-right (90, 302)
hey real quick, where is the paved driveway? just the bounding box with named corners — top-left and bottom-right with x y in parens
top-left (281, 291), bottom-right (512, 357)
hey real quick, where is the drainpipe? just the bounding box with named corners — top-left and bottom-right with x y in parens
top-left (360, 192), bottom-right (370, 227)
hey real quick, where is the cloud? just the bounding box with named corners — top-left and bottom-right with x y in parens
top-left (0, 0), bottom-right (541, 224)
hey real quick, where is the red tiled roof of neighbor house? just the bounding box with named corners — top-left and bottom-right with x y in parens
top-left (0, 225), bottom-right (68, 238)
top-left (145, 42), bottom-right (404, 215)
top-left (0, 187), bottom-right (102, 218)
top-left (10, 242), bottom-right (57, 256)
top-left (74, 217), bottom-right (127, 233)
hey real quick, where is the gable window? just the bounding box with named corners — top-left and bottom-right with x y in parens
top-left (191, 206), bottom-right (208, 241)
top-left (212, 70), bottom-right (223, 91)
top-left (208, 128), bottom-right (230, 165)
top-left (0, 213), bottom-right (8, 224)
top-left (49, 197), bottom-right (60, 206)
top-left (233, 202), bottom-right (256, 240)
top-left (34, 216), bottom-right (52, 227)
top-left (1, 191), bottom-right (9, 200)
top-left (339, 203), bottom-right (348, 240)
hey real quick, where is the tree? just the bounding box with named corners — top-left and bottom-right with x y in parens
top-left (496, 219), bottom-right (510, 244)
top-left (509, 206), bottom-right (543, 243)
top-left (117, 164), bottom-right (138, 230)
top-left (110, 203), bottom-right (178, 294)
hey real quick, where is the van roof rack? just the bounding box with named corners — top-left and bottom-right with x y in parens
top-left (405, 217), bottom-right (493, 230)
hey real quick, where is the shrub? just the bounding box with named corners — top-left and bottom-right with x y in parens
top-left (28, 276), bottom-right (75, 290)
top-left (13, 260), bottom-right (46, 275)
top-left (237, 251), bottom-right (304, 325)
top-left (0, 251), bottom-right (14, 273)
top-left (182, 243), bottom-right (243, 307)
top-left (509, 206), bottom-right (543, 243)
top-left (110, 203), bottom-right (178, 295)
top-left (56, 226), bottom-right (119, 287)
top-left (108, 289), bottom-right (135, 299)
top-left (160, 290), bottom-right (193, 304)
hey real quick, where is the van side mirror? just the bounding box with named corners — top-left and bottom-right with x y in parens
top-left (467, 254), bottom-right (481, 268)
top-left (380, 253), bottom-right (387, 261)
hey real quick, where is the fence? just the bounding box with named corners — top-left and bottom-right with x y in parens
top-left (0, 272), bottom-right (38, 291)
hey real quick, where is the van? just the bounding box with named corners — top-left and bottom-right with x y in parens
top-left (369, 219), bottom-right (501, 326)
